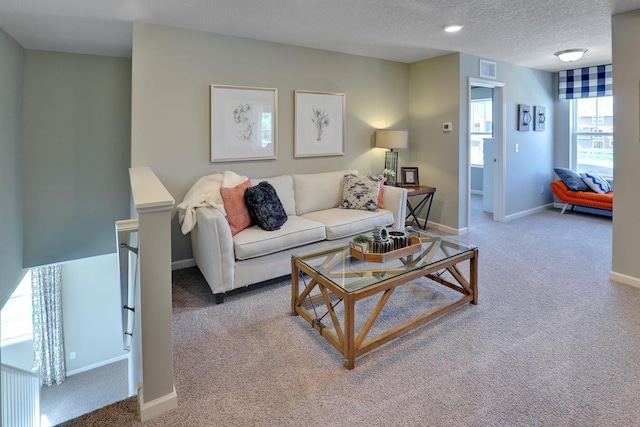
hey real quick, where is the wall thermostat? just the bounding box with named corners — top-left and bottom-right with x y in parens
top-left (443, 122), bottom-right (452, 132)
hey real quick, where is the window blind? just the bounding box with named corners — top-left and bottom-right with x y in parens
top-left (558, 64), bottom-right (612, 100)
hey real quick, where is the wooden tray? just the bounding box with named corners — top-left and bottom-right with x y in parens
top-left (350, 236), bottom-right (421, 263)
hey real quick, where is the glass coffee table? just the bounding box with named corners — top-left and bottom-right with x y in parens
top-left (291, 227), bottom-right (478, 369)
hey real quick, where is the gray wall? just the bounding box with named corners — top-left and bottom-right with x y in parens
top-left (460, 54), bottom-right (554, 222)
top-left (0, 28), bottom-right (25, 309)
top-left (612, 10), bottom-right (640, 281)
top-left (470, 166), bottom-right (483, 192)
top-left (409, 53), bottom-right (554, 231)
top-left (131, 23), bottom-right (410, 262)
top-left (553, 73), bottom-right (571, 170)
top-left (22, 51), bottom-right (132, 267)
top-left (409, 54), bottom-right (461, 228)
top-left (61, 254), bottom-right (127, 373)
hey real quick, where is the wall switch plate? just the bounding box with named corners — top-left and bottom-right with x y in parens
top-left (514, 144), bottom-right (519, 153)
top-left (443, 122), bottom-right (452, 132)
top-left (70, 351), bottom-right (76, 360)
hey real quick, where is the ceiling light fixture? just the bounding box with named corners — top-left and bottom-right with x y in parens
top-left (554, 48), bottom-right (588, 62)
top-left (444, 24), bottom-right (463, 33)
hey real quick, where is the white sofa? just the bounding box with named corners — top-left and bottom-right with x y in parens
top-left (191, 170), bottom-right (408, 303)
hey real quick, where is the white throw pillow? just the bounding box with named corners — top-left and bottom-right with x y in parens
top-left (339, 174), bottom-right (383, 212)
top-left (580, 172), bottom-right (612, 194)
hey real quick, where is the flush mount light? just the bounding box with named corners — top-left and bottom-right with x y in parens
top-left (554, 48), bottom-right (588, 62)
top-left (444, 24), bottom-right (463, 33)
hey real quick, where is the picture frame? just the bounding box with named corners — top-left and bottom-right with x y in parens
top-left (517, 104), bottom-right (532, 131)
top-left (401, 167), bottom-right (420, 187)
top-left (294, 90), bottom-right (345, 158)
top-left (534, 105), bottom-right (546, 131)
top-left (210, 84), bottom-right (277, 162)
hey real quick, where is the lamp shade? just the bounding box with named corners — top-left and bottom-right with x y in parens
top-left (376, 130), bottom-right (408, 149)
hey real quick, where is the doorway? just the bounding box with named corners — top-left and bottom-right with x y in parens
top-left (467, 78), bottom-right (506, 229)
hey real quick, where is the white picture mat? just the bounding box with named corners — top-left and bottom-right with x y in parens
top-left (294, 91), bottom-right (345, 157)
top-left (211, 85), bottom-right (277, 162)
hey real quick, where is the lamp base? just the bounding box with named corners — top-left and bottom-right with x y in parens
top-left (384, 150), bottom-right (398, 186)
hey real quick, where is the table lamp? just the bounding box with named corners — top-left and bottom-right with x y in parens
top-left (376, 129), bottom-right (408, 186)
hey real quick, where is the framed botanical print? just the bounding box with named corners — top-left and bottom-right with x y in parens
top-left (210, 84), bottom-right (277, 162)
top-left (294, 90), bottom-right (345, 157)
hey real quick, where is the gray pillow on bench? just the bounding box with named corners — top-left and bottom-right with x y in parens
top-left (554, 167), bottom-right (590, 191)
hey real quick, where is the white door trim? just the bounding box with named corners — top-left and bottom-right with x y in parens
top-left (468, 77), bottom-right (506, 226)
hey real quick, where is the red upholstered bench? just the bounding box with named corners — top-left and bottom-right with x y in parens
top-left (550, 180), bottom-right (613, 214)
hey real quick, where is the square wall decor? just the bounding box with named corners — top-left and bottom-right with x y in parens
top-left (534, 106), bottom-right (546, 131)
top-left (517, 104), bottom-right (532, 131)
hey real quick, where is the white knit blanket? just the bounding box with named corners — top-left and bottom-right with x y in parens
top-left (176, 171), bottom-right (248, 234)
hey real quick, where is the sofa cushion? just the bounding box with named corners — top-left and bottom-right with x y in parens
top-left (339, 174), bottom-right (383, 211)
top-left (250, 174), bottom-right (296, 216)
top-left (293, 170), bottom-right (358, 216)
top-left (553, 167), bottom-right (590, 191)
top-left (302, 208), bottom-right (394, 240)
top-left (580, 172), bottom-right (612, 194)
top-left (233, 216), bottom-right (326, 260)
top-left (220, 180), bottom-right (253, 235)
top-left (244, 182), bottom-right (288, 231)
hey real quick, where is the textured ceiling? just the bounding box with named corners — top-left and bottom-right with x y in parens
top-left (1, 0), bottom-right (640, 72)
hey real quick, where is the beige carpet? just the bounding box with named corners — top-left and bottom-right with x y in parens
top-left (42, 359), bottom-right (128, 425)
top-left (61, 207), bottom-right (640, 426)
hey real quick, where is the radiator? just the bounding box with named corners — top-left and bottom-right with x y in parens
top-left (1, 363), bottom-right (40, 427)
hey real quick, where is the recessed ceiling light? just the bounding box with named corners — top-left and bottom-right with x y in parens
top-left (554, 48), bottom-right (588, 62)
top-left (444, 24), bottom-right (463, 33)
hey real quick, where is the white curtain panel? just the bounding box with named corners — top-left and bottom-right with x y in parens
top-left (32, 264), bottom-right (65, 386)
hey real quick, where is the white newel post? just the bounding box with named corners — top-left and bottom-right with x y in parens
top-left (129, 167), bottom-right (177, 421)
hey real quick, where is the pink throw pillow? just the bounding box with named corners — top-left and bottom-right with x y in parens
top-left (220, 180), bottom-right (253, 235)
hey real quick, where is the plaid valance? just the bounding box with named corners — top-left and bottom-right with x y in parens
top-left (558, 64), bottom-right (612, 100)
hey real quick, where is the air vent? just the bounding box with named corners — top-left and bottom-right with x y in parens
top-left (479, 60), bottom-right (497, 79)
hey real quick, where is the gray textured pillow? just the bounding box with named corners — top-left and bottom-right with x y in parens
top-left (339, 174), bottom-right (383, 211)
top-left (244, 181), bottom-right (288, 231)
top-left (554, 167), bottom-right (590, 191)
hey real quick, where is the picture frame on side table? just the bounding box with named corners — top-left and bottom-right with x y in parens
top-left (294, 90), bottom-right (345, 157)
top-left (210, 84), bottom-right (277, 162)
top-left (401, 167), bottom-right (419, 187)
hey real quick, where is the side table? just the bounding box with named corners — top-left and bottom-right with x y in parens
top-left (401, 185), bottom-right (436, 230)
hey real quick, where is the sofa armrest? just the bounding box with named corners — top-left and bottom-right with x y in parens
top-left (191, 207), bottom-right (235, 295)
top-left (382, 185), bottom-right (408, 230)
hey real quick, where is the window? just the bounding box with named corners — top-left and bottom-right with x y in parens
top-left (571, 96), bottom-right (613, 178)
top-left (470, 98), bottom-right (493, 166)
top-left (1, 270), bottom-right (32, 346)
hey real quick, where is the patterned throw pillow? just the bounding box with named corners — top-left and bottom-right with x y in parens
top-left (220, 180), bottom-right (253, 235)
top-left (580, 172), bottom-right (612, 194)
top-left (339, 174), bottom-right (383, 212)
top-left (554, 167), bottom-right (590, 191)
top-left (244, 181), bottom-right (288, 231)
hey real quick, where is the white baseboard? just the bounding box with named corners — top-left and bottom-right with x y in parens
top-left (504, 204), bottom-right (553, 221)
top-left (139, 384), bottom-right (178, 422)
top-left (411, 220), bottom-right (465, 236)
top-left (66, 353), bottom-right (129, 377)
top-left (172, 258), bottom-right (196, 270)
top-left (609, 271), bottom-right (640, 289)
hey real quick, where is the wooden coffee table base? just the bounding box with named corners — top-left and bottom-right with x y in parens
top-left (291, 248), bottom-right (478, 369)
